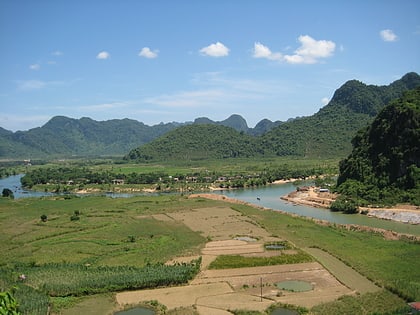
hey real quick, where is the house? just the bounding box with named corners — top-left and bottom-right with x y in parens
top-left (409, 302), bottom-right (420, 314)
top-left (112, 179), bottom-right (125, 185)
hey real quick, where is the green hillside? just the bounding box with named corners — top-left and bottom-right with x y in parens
top-left (1, 72), bottom-right (419, 159)
top-left (259, 72), bottom-right (420, 158)
top-left (336, 87), bottom-right (420, 206)
top-left (125, 124), bottom-right (260, 161)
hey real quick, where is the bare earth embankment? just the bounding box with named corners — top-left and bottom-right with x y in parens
top-left (116, 197), bottom-right (378, 314)
top-left (282, 186), bottom-right (420, 225)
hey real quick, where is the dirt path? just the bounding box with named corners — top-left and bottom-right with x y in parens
top-left (115, 204), bottom-right (358, 313)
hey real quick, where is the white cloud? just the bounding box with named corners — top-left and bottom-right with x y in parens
top-left (96, 51), bottom-right (110, 59)
top-left (145, 90), bottom-right (225, 107)
top-left (17, 80), bottom-right (46, 90)
top-left (380, 29), bottom-right (398, 42)
top-left (199, 42), bottom-right (230, 57)
top-left (139, 47), bottom-right (159, 59)
top-left (16, 80), bottom-right (65, 91)
top-left (284, 35), bottom-right (336, 64)
top-left (253, 42), bottom-right (282, 61)
top-left (29, 64), bottom-right (40, 71)
top-left (321, 97), bottom-right (330, 105)
top-left (51, 50), bottom-right (63, 56)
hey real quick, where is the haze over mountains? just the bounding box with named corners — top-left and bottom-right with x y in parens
top-left (1, 72), bottom-right (419, 159)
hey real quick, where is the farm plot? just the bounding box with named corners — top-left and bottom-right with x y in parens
top-left (117, 206), bottom-right (354, 313)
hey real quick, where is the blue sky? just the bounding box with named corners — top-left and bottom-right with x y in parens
top-left (1, 1), bottom-right (419, 131)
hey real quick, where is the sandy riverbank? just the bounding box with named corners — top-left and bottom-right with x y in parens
top-left (281, 186), bottom-right (420, 225)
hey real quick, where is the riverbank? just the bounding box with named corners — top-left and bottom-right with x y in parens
top-left (190, 193), bottom-right (420, 242)
top-left (281, 186), bottom-right (420, 225)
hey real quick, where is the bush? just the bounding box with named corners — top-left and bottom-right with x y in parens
top-left (40, 215), bottom-right (48, 222)
top-left (330, 197), bottom-right (358, 214)
top-left (2, 188), bottom-right (14, 199)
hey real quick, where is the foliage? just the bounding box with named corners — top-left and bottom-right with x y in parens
top-left (230, 203), bottom-right (420, 301)
top-left (8, 259), bottom-right (201, 297)
top-left (329, 196), bottom-right (358, 213)
top-left (0, 289), bottom-right (21, 315)
top-left (208, 250), bottom-right (313, 269)
top-left (1, 189), bottom-right (14, 199)
top-left (337, 87), bottom-right (420, 206)
top-left (125, 124), bottom-right (261, 161)
top-left (311, 290), bottom-right (410, 315)
top-left (258, 72), bottom-right (420, 158)
top-left (40, 214), bottom-right (47, 222)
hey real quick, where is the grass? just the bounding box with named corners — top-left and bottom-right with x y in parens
top-left (208, 251), bottom-right (313, 269)
top-left (230, 204), bottom-right (420, 301)
top-left (1, 187), bottom-right (419, 313)
top-left (0, 195), bottom-right (209, 267)
top-left (311, 290), bottom-right (410, 315)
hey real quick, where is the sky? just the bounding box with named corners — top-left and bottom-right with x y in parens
top-left (1, 1), bottom-right (419, 132)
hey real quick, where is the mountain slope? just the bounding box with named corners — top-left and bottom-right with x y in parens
top-left (258, 72), bottom-right (420, 158)
top-left (336, 87), bottom-right (420, 205)
top-left (125, 124), bottom-right (260, 161)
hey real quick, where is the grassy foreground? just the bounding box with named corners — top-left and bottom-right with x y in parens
top-left (1, 194), bottom-right (418, 314)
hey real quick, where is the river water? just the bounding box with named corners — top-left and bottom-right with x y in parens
top-left (1, 175), bottom-right (419, 235)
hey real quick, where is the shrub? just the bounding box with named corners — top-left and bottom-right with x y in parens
top-left (40, 215), bottom-right (48, 222)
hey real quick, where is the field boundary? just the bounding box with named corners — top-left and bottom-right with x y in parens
top-left (304, 247), bottom-right (381, 294)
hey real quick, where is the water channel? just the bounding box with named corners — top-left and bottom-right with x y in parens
top-left (2, 175), bottom-right (420, 235)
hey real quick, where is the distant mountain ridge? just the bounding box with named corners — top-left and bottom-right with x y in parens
top-left (1, 72), bottom-right (419, 159)
top-left (0, 114), bottom-right (280, 158)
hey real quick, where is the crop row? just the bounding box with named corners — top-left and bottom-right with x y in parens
top-left (8, 259), bottom-right (201, 299)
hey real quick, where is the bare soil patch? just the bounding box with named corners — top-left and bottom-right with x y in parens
top-left (116, 204), bottom-right (358, 313)
top-left (282, 186), bottom-right (420, 224)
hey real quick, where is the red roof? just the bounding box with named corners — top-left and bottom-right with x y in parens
top-left (409, 302), bottom-right (420, 310)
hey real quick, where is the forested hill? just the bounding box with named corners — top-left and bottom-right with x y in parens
top-left (258, 72), bottom-right (420, 158)
top-left (0, 114), bottom-right (279, 158)
top-left (125, 124), bottom-right (260, 161)
top-left (127, 72), bottom-right (420, 161)
top-left (336, 87), bottom-right (420, 206)
top-left (1, 72), bottom-right (419, 159)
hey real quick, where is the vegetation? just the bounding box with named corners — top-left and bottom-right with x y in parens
top-left (311, 290), bottom-right (409, 315)
top-left (230, 204), bottom-right (420, 302)
top-left (259, 72), bottom-right (420, 158)
top-left (2, 73), bottom-right (417, 159)
top-left (208, 250), bottom-right (313, 269)
top-left (337, 87), bottom-right (420, 206)
top-left (20, 157), bottom-right (338, 192)
top-left (0, 289), bottom-right (21, 315)
top-left (7, 259), bottom-right (201, 297)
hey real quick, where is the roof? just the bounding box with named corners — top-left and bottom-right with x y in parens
top-left (409, 302), bottom-right (420, 310)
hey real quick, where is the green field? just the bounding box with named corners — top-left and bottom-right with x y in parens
top-left (1, 189), bottom-right (418, 314)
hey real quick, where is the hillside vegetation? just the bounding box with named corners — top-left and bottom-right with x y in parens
top-left (336, 87), bottom-right (420, 206)
top-left (1, 72), bottom-right (419, 159)
top-left (258, 72), bottom-right (420, 158)
top-left (127, 73), bottom-right (420, 161)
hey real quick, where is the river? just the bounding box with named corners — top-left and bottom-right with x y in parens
top-left (1, 175), bottom-right (419, 235)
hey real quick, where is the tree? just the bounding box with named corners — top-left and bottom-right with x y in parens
top-left (2, 188), bottom-right (14, 199)
top-left (40, 214), bottom-right (48, 222)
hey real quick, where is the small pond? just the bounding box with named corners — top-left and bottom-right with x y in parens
top-left (276, 280), bottom-right (313, 292)
top-left (270, 308), bottom-right (299, 315)
top-left (114, 307), bottom-right (155, 315)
